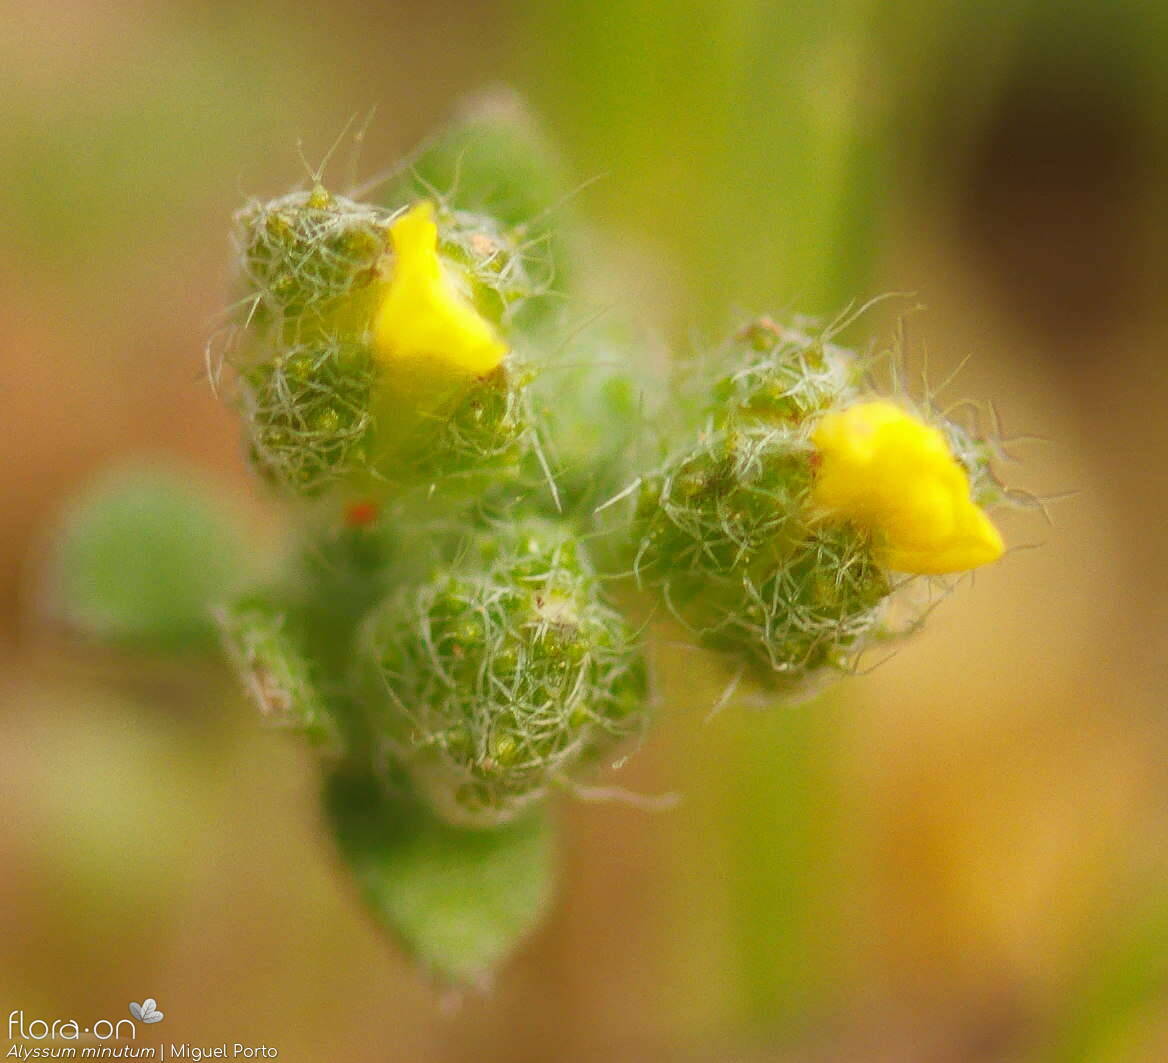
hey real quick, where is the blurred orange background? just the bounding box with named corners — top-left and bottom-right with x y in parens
top-left (2, 1), bottom-right (1166, 1060)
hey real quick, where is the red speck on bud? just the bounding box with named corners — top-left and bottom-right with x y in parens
top-left (344, 500), bottom-right (380, 527)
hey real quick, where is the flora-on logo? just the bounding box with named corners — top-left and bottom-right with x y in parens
top-left (129, 999), bottom-right (164, 1025)
top-left (8, 1009), bottom-right (136, 1041)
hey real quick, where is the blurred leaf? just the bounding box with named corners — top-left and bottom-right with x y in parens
top-left (325, 771), bottom-right (554, 985)
top-left (389, 88), bottom-right (568, 236)
top-left (46, 463), bottom-right (246, 651)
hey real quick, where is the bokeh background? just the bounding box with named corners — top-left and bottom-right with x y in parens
top-left (3, 1), bottom-right (1167, 1059)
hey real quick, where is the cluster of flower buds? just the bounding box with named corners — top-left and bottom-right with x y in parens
top-left (631, 318), bottom-right (1004, 698)
top-left (229, 188), bottom-right (545, 501)
top-left (218, 106), bottom-right (656, 846)
top-left (211, 102), bottom-right (1009, 982)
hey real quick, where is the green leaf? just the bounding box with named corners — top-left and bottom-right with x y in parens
top-left (324, 771), bottom-right (555, 985)
top-left (216, 592), bottom-right (342, 752)
top-left (392, 89), bottom-right (567, 235)
top-left (46, 463), bottom-right (246, 652)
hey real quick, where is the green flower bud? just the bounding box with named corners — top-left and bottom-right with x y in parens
top-left (240, 339), bottom-right (377, 497)
top-left (635, 424), bottom-right (891, 696)
top-left (708, 317), bottom-right (860, 427)
top-left (630, 320), bottom-right (898, 695)
top-left (632, 315), bottom-right (1009, 696)
top-left (233, 184), bottom-right (389, 343)
top-left (227, 185), bottom-right (545, 505)
top-left (357, 522), bottom-right (647, 827)
top-left (434, 205), bottom-right (552, 331)
top-left (379, 363), bottom-right (534, 498)
top-left (392, 91), bottom-right (567, 232)
top-left (635, 424), bottom-right (815, 584)
top-left (698, 525), bottom-right (891, 695)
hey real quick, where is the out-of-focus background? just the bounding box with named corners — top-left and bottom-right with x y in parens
top-left (2, 1), bottom-right (1166, 1059)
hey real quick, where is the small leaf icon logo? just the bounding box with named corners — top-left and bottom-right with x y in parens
top-left (129, 999), bottom-right (164, 1024)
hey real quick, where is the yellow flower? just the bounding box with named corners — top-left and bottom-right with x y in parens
top-left (810, 400), bottom-right (1004, 574)
top-left (373, 201), bottom-right (506, 378)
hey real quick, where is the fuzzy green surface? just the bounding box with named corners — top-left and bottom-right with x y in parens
top-left (707, 318), bottom-right (860, 427)
top-left (698, 525), bottom-right (891, 690)
top-left (241, 339), bottom-right (378, 497)
top-left (434, 205), bottom-right (553, 330)
top-left (635, 424), bottom-right (816, 584)
top-left (358, 522), bottom-right (646, 828)
top-left (376, 364), bottom-right (533, 500)
top-left (387, 93), bottom-right (571, 329)
top-left (234, 185), bottom-right (389, 343)
top-left (629, 319), bottom-right (900, 695)
top-left (325, 771), bottom-right (554, 986)
top-left (229, 183), bottom-right (548, 502)
top-left (216, 593), bottom-right (340, 751)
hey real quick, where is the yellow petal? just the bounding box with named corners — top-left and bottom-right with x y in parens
top-left (811, 400), bottom-right (1004, 575)
top-left (373, 201), bottom-right (507, 378)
